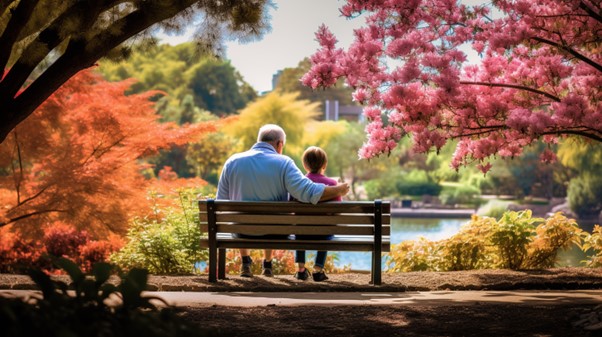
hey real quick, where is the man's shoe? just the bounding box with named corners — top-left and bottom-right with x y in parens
top-left (240, 264), bottom-right (253, 277)
top-left (312, 270), bottom-right (329, 282)
top-left (261, 260), bottom-right (273, 277)
top-left (294, 268), bottom-right (311, 281)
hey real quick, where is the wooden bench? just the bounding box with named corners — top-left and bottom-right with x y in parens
top-left (199, 199), bottom-right (391, 285)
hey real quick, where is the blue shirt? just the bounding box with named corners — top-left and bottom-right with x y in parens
top-left (216, 142), bottom-right (325, 204)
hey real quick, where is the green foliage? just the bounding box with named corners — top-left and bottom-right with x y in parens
top-left (188, 58), bottom-right (256, 116)
top-left (364, 170), bottom-right (405, 200)
top-left (524, 213), bottom-right (584, 269)
top-left (186, 131), bottom-right (238, 185)
top-left (111, 190), bottom-right (208, 274)
top-left (99, 42), bottom-right (257, 119)
top-left (387, 211), bottom-right (586, 272)
top-left (580, 225), bottom-right (602, 267)
top-left (477, 200), bottom-right (513, 219)
top-left (567, 173), bottom-right (602, 218)
top-left (0, 258), bottom-right (214, 337)
top-left (439, 216), bottom-right (496, 271)
top-left (227, 91), bottom-right (320, 155)
top-left (484, 142), bottom-right (569, 198)
top-left (386, 237), bottom-right (440, 272)
top-left (395, 170), bottom-right (442, 196)
top-left (439, 184), bottom-right (482, 207)
top-left (274, 58), bottom-right (355, 107)
top-left (324, 121), bottom-right (391, 200)
top-left (490, 210), bottom-right (540, 269)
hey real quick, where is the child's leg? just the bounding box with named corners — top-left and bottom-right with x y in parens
top-left (295, 250), bottom-right (306, 270)
top-left (314, 251), bottom-right (327, 272)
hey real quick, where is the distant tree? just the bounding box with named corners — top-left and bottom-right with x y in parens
top-left (0, 0), bottom-right (272, 143)
top-left (188, 58), bottom-right (257, 116)
top-left (186, 129), bottom-right (238, 185)
top-left (228, 91), bottom-right (320, 155)
top-left (303, 0), bottom-right (601, 173)
top-left (275, 58), bottom-right (355, 108)
top-left (558, 138), bottom-right (602, 217)
top-left (325, 121), bottom-right (390, 200)
top-left (100, 43), bottom-right (257, 117)
top-left (0, 71), bottom-right (214, 238)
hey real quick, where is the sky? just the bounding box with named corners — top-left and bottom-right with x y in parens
top-left (162, 0), bottom-right (364, 94)
top-left (161, 0), bottom-right (485, 94)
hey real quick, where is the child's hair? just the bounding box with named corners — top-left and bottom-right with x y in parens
top-left (302, 146), bottom-right (328, 174)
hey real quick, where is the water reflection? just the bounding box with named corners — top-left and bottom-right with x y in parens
top-left (336, 217), bottom-right (466, 271)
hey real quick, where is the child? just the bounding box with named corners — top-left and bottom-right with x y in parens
top-left (294, 146), bottom-right (342, 282)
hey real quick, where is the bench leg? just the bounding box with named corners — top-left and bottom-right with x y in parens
top-left (371, 251), bottom-right (382, 286)
top-left (218, 248), bottom-right (226, 279)
top-left (208, 245), bottom-right (217, 282)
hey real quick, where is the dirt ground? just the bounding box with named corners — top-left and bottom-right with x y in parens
top-left (3, 267), bottom-right (602, 336)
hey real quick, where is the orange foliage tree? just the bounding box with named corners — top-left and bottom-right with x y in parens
top-left (0, 70), bottom-right (215, 239)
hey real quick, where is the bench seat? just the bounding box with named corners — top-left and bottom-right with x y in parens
top-left (199, 199), bottom-right (390, 285)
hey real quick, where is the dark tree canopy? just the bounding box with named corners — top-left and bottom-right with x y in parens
top-left (0, 0), bottom-right (272, 144)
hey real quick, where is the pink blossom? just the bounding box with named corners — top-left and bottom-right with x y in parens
top-left (302, 0), bottom-right (601, 168)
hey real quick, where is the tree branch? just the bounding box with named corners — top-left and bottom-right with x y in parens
top-left (531, 36), bottom-right (602, 73)
top-left (0, 209), bottom-right (68, 228)
top-left (459, 81), bottom-right (561, 102)
top-left (10, 131), bottom-right (23, 204)
top-left (0, 0), bottom-right (114, 106)
top-left (0, 0), bottom-right (40, 73)
top-left (6, 0), bottom-right (197, 142)
top-left (0, 0), bottom-right (15, 17)
top-left (580, 1), bottom-right (602, 24)
top-left (547, 130), bottom-right (602, 143)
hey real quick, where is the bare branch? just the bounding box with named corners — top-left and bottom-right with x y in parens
top-left (531, 36), bottom-right (602, 73)
top-left (0, 209), bottom-right (68, 228)
top-left (459, 81), bottom-right (561, 102)
top-left (580, 1), bottom-right (602, 24)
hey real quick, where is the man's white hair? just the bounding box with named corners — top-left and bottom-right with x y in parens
top-left (257, 124), bottom-right (286, 143)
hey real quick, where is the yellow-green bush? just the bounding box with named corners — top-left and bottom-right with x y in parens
top-left (387, 237), bottom-right (440, 272)
top-left (387, 211), bottom-right (587, 272)
top-left (439, 215), bottom-right (496, 271)
top-left (524, 212), bottom-right (584, 269)
top-left (581, 225), bottom-right (602, 267)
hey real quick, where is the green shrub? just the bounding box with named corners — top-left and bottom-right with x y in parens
top-left (580, 225), bottom-right (602, 268)
top-left (387, 211), bottom-right (586, 272)
top-left (439, 184), bottom-right (481, 207)
top-left (386, 237), bottom-right (440, 272)
top-left (477, 200), bottom-right (514, 220)
top-left (489, 210), bottom-right (540, 269)
top-left (111, 189), bottom-right (207, 274)
top-left (392, 170), bottom-right (442, 196)
top-left (0, 258), bottom-right (215, 337)
top-left (364, 172), bottom-right (402, 200)
top-left (524, 213), bottom-right (584, 269)
top-left (395, 180), bottom-right (442, 196)
top-left (568, 174), bottom-right (602, 218)
top-left (439, 215), bottom-right (496, 271)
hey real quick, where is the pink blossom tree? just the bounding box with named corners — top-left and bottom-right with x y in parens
top-left (302, 0), bottom-right (601, 173)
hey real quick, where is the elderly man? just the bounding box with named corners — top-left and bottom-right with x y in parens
top-left (216, 124), bottom-right (349, 277)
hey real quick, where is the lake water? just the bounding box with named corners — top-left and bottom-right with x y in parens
top-left (332, 217), bottom-right (595, 271)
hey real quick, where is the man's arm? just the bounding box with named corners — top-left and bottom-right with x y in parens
top-left (319, 182), bottom-right (350, 201)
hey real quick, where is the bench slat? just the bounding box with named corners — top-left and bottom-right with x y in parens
top-left (199, 223), bottom-right (390, 236)
top-left (199, 213), bottom-right (390, 225)
top-left (199, 200), bottom-right (390, 214)
top-left (199, 234), bottom-right (391, 252)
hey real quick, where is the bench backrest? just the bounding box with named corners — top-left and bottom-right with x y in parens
top-left (199, 200), bottom-right (391, 237)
